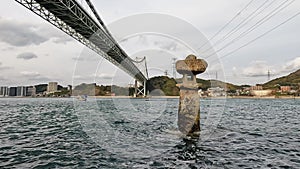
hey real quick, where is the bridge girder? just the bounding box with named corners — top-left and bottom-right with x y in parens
top-left (15, 0), bottom-right (147, 83)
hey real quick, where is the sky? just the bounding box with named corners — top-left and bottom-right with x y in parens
top-left (0, 0), bottom-right (300, 87)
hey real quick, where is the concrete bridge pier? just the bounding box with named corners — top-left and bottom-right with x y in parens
top-left (176, 55), bottom-right (208, 136)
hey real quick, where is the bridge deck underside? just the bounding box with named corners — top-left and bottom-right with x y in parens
top-left (20, 0), bottom-right (146, 82)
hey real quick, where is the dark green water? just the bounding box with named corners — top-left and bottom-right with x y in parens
top-left (0, 98), bottom-right (299, 168)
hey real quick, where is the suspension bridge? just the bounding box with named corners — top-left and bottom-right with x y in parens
top-left (15, 0), bottom-right (148, 96)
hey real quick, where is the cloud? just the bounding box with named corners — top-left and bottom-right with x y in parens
top-left (73, 73), bottom-right (114, 80)
top-left (0, 18), bottom-right (48, 46)
top-left (52, 36), bottom-right (73, 44)
top-left (17, 52), bottom-right (38, 60)
top-left (241, 57), bottom-right (300, 78)
top-left (72, 56), bottom-right (99, 62)
top-left (93, 73), bottom-right (114, 79)
top-left (20, 71), bottom-right (40, 77)
top-left (154, 40), bottom-right (178, 51)
top-left (242, 61), bottom-right (272, 77)
top-left (72, 51), bottom-right (100, 61)
top-left (0, 62), bottom-right (12, 70)
top-left (0, 77), bottom-right (7, 81)
top-left (73, 75), bottom-right (87, 80)
top-left (281, 57), bottom-right (300, 73)
top-left (20, 71), bottom-right (52, 82)
top-left (28, 76), bottom-right (51, 82)
top-left (38, 24), bottom-right (74, 44)
top-left (0, 18), bottom-right (74, 47)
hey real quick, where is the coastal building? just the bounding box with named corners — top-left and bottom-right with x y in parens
top-left (250, 85), bottom-right (263, 91)
top-left (9, 87), bottom-right (17, 96)
top-left (0, 86), bottom-right (9, 97)
top-left (47, 82), bottom-right (58, 93)
top-left (280, 86), bottom-right (291, 92)
top-left (68, 85), bottom-right (72, 95)
top-left (16, 86), bottom-right (27, 97)
top-left (207, 87), bottom-right (226, 97)
top-left (26, 86), bottom-right (36, 97)
top-left (250, 90), bottom-right (272, 96)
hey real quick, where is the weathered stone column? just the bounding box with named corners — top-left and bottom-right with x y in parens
top-left (176, 54), bottom-right (208, 136)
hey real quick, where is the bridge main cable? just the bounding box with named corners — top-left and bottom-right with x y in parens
top-left (15, 0), bottom-right (147, 83)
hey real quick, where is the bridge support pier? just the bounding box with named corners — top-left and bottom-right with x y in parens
top-left (133, 80), bottom-right (147, 97)
top-left (176, 55), bottom-right (207, 136)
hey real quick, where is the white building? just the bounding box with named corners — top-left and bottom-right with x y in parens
top-left (250, 90), bottom-right (272, 96)
top-left (47, 82), bottom-right (58, 93)
top-left (207, 87), bottom-right (226, 97)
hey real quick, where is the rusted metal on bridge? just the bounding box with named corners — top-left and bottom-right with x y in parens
top-left (176, 54), bottom-right (208, 136)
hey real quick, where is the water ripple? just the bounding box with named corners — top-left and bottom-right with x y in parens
top-left (0, 98), bottom-right (299, 168)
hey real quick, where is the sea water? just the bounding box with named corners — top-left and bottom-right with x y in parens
top-left (0, 98), bottom-right (299, 168)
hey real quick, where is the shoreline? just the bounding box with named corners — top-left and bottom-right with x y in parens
top-left (227, 96), bottom-right (300, 99)
top-left (1, 95), bottom-right (300, 99)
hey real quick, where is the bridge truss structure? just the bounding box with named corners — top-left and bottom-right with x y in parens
top-left (15, 0), bottom-right (148, 96)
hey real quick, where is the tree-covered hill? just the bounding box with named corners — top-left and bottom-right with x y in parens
top-left (263, 69), bottom-right (300, 88)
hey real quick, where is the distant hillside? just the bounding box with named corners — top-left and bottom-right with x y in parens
top-left (197, 79), bottom-right (241, 91)
top-left (263, 69), bottom-right (300, 88)
top-left (73, 83), bottom-right (135, 96)
top-left (176, 77), bottom-right (240, 91)
top-left (147, 76), bottom-right (241, 96)
top-left (147, 76), bottom-right (179, 96)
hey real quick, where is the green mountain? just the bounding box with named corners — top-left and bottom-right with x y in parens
top-left (73, 83), bottom-right (135, 96)
top-left (147, 76), bottom-right (179, 96)
top-left (196, 79), bottom-right (240, 91)
top-left (175, 77), bottom-right (240, 91)
top-left (147, 76), bottom-right (241, 96)
top-left (263, 69), bottom-right (300, 88)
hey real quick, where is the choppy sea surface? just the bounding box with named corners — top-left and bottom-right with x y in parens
top-left (0, 97), bottom-right (299, 169)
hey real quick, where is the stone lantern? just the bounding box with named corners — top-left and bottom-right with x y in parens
top-left (176, 54), bottom-right (208, 135)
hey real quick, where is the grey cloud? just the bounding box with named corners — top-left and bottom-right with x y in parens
top-left (17, 52), bottom-right (38, 60)
top-left (73, 73), bottom-right (114, 80)
top-left (20, 71), bottom-right (52, 82)
top-left (0, 18), bottom-right (48, 46)
top-left (0, 77), bottom-right (8, 81)
top-left (72, 75), bottom-right (91, 81)
top-left (94, 73), bottom-right (114, 79)
top-left (28, 76), bottom-right (52, 82)
top-left (0, 66), bottom-right (11, 70)
top-left (72, 56), bottom-right (99, 62)
top-left (241, 57), bottom-right (300, 78)
top-left (72, 51), bottom-right (100, 62)
top-left (52, 36), bottom-right (73, 44)
top-left (0, 18), bottom-right (74, 47)
top-left (39, 24), bottom-right (74, 44)
top-left (242, 61), bottom-right (272, 77)
top-left (0, 62), bottom-right (12, 70)
top-left (155, 41), bottom-right (178, 51)
top-left (1, 46), bottom-right (15, 51)
top-left (20, 71), bottom-right (40, 77)
top-left (280, 57), bottom-right (300, 74)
